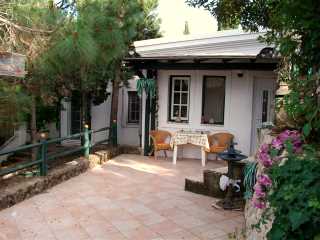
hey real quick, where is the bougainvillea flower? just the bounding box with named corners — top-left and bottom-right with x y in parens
top-left (254, 184), bottom-right (266, 198)
top-left (289, 130), bottom-right (301, 142)
top-left (259, 143), bottom-right (269, 154)
top-left (292, 141), bottom-right (303, 153)
top-left (278, 130), bottom-right (291, 142)
top-left (252, 196), bottom-right (266, 209)
top-left (271, 137), bottom-right (283, 150)
top-left (258, 152), bottom-right (273, 167)
top-left (257, 174), bottom-right (272, 187)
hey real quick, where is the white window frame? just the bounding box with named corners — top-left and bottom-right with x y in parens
top-left (170, 76), bottom-right (190, 122)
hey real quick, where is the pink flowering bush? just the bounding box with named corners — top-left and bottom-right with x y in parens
top-left (252, 130), bottom-right (303, 209)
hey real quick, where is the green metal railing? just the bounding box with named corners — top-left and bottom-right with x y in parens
top-left (0, 125), bottom-right (110, 177)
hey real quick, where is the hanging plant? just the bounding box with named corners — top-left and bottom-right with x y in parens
top-left (136, 77), bottom-right (156, 98)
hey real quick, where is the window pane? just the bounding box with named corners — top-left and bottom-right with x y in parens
top-left (174, 93), bottom-right (180, 104)
top-left (174, 79), bottom-right (181, 91)
top-left (169, 76), bottom-right (190, 122)
top-left (202, 76), bottom-right (225, 125)
top-left (181, 93), bottom-right (188, 104)
top-left (181, 79), bottom-right (188, 91)
top-left (181, 106), bottom-right (188, 118)
top-left (173, 105), bottom-right (180, 117)
top-left (128, 91), bottom-right (140, 123)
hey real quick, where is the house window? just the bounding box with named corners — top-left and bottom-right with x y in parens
top-left (201, 76), bottom-right (226, 125)
top-left (169, 76), bottom-right (190, 122)
top-left (128, 91), bottom-right (140, 124)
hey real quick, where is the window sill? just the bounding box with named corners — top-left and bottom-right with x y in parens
top-left (125, 123), bottom-right (139, 128)
top-left (200, 123), bottom-right (225, 127)
top-left (167, 121), bottom-right (189, 125)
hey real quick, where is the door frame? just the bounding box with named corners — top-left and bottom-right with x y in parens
top-left (250, 75), bottom-right (276, 154)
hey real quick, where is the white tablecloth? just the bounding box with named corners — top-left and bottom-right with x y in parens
top-left (170, 131), bottom-right (210, 151)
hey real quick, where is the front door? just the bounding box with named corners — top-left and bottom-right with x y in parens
top-left (251, 76), bottom-right (276, 154)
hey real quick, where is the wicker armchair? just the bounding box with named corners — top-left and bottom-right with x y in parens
top-left (149, 130), bottom-right (172, 160)
top-left (206, 132), bottom-right (234, 159)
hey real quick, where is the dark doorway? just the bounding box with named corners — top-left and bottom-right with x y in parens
top-left (71, 92), bottom-right (81, 134)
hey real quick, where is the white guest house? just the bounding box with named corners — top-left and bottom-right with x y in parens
top-left (61, 30), bottom-right (278, 161)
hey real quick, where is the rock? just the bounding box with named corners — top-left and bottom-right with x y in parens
top-left (244, 131), bottom-right (275, 239)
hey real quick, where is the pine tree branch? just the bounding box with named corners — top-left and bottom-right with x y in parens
top-left (0, 15), bottom-right (53, 34)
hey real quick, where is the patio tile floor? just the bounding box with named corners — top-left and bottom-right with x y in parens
top-left (0, 154), bottom-right (244, 240)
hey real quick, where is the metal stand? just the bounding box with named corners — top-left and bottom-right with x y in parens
top-left (215, 142), bottom-right (247, 210)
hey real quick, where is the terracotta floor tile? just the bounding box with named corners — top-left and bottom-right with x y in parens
top-left (111, 218), bottom-right (142, 232)
top-left (136, 212), bottom-right (167, 226)
top-left (0, 221), bottom-right (21, 240)
top-left (148, 220), bottom-right (184, 235)
top-left (0, 154), bottom-right (244, 240)
top-left (96, 232), bottom-right (128, 240)
top-left (99, 208), bottom-right (132, 221)
top-left (190, 224), bottom-right (227, 239)
top-left (121, 226), bottom-right (160, 239)
top-left (53, 225), bottom-right (90, 240)
top-left (214, 219), bottom-right (244, 234)
top-left (171, 215), bottom-right (206, 229)
top-left (161, 230), bottom-right (201, 240)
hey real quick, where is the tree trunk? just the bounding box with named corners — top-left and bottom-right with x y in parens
top-left (109, 63), bottom-right (121, 140)
top-left (81, 91), bottom-right (87, 130)
top-left (30, 95), bottom-right (37, 160)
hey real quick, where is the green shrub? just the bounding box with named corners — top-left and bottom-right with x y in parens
top-left (267, 148), bottom-right (320, 240)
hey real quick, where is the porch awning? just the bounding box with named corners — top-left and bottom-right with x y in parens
top-left (124, 53), bottom-right (279, 71)
top-left (125, 30), bottom-right (279, 71)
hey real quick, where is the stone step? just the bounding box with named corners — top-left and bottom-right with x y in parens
top-left (185, 162), bottom-right (246, 199)
top-left (185, 168), bottom-right (226, 198)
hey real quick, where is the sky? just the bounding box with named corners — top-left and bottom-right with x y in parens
top-left (157, 0), bottom-right (218, 37)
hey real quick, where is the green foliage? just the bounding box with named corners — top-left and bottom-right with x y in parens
top-left (281, 67), bottom-right (320, 142)
top-left (267, 148), bottom-right (320, 240)
top-left (136, 0), bottom-right (162, 40)
top-left (40, 0), bottom-right (141, 91)
top-left (24, 98), bottom-right (59, 131)
top-left (0, 0), bottom-right (161, 138)
top-left (243, 162), bottom-right (257, 200)
top-left (0, 80), bottom-right (30, 125)
top-left (137, 78), bottom-right (157, 98)
top-left (40, 0), bottom-right (160, 100)
top-left (0, 0), bottom-right (68, 132)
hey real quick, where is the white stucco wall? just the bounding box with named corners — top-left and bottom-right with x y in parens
top-left (90, 79), bottom-right (140, 146)
top-left (91, 96), bottom-right (111, 144)
top-left (60, 99), bottom-right (71, 138)
top-left (0, 124), bottom-right (27, 161)
top-left (156, 69), bottom-right (276, 159)
top-left (117, 79), bottom-right (141, 146)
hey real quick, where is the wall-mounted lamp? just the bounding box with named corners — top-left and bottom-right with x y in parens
top-left (128, 44), bottom-right (137, 57)
top-left (237, 71), bottom-right (244, 78)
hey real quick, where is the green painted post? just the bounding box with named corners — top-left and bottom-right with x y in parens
top-left (111, 120), bottom-right (118, 146)
top-left (84, 124), bottom-right (90, 158)
top-left (40, 133), bottom-right (48, 176)
top-left (144, 94), bottom-right (150, 156)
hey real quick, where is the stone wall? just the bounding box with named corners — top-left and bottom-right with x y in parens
top-left (244, 129), bottom-right (274, 240)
